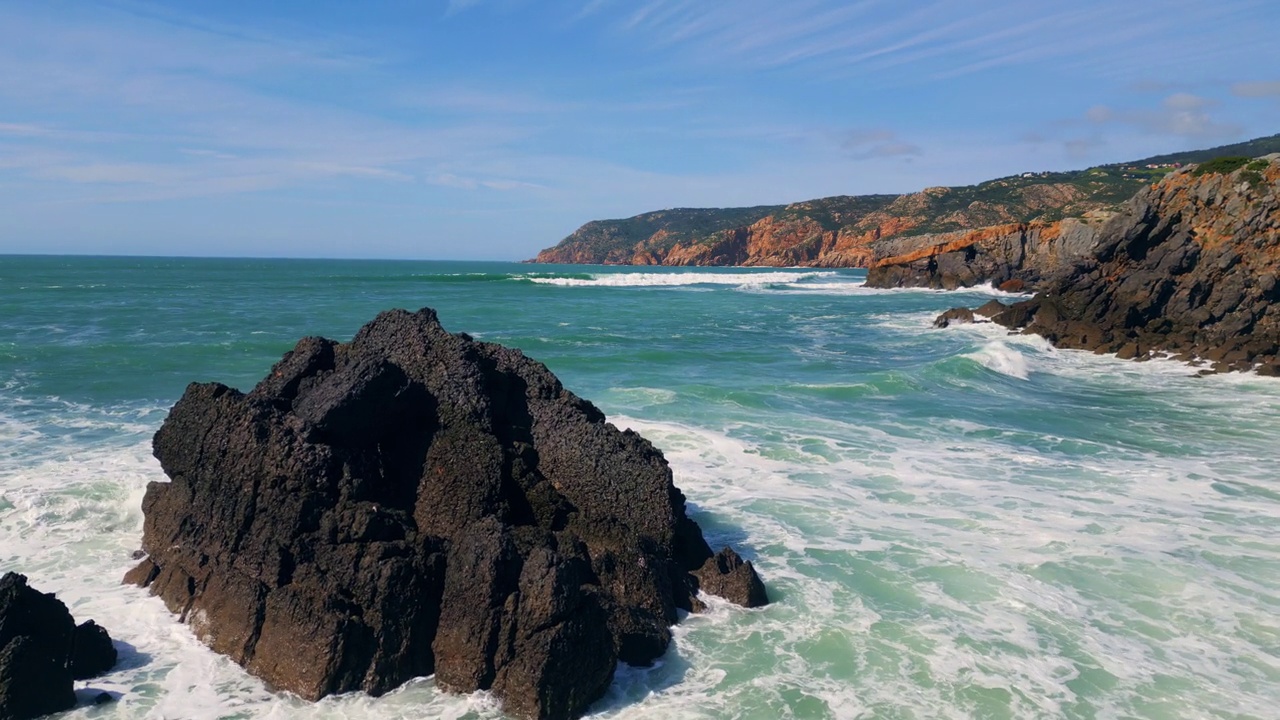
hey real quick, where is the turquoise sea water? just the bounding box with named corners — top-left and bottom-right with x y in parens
top-left (2, 256), bottom-right (1278, 719)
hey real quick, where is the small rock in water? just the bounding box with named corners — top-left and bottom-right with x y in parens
top-left (975, 300), bottom-right (1007, 318)
top-left (0, 573), bottom-right (119, 720)
top-left (71, 620), bottom-right (118, 680)
top-left (933, 307), bottom-right (976, 328)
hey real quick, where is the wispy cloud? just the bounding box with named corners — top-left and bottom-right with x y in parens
top-left (575, 0), bottom-right (1275, 83)
top-left (446, 0), bottom-right (487, 17)
top-left (0, 0), bottom-right (1274, 258)
top-left (0, 3), bottom-right (540, 204)
top-left (1084, 93), bottom-right (1242, 142)
top-left (1232, 80), bottom-right (1280, 98)
top-left (428, 172), bottom-right (545, 191)
top-left (841, 129), bottom-right (922, 160)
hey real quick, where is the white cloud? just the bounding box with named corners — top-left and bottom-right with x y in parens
top-left (1232, 80), bottom-right (1280, 97)
top-left (1163, 92), bottom-right (1210, 111)
top-left (1083, 93), bottom-right (1239, 141)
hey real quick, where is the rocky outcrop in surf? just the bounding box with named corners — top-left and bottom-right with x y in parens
top-left (125, 308), bottom-right (767, 720)
top-left (939, 157), bottom-right (1280, 374)
top-left (0, 573), bottom-right (118, 720)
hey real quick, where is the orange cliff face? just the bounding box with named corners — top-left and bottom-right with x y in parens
top-left (531, 181), bottom-right (1111, 269)
top-left (863, 218), bottom-right (1107, 290)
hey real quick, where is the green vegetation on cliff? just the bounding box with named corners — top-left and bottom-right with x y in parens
top-left (1191, 156), bottom-right (1252, 177)
top-left (562, 205), bottom-right (785, 259)
top-left (535, 133), bottom-right (1280, 266)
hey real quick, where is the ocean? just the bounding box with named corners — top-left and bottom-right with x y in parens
top-left (2, 256), bottom-right (1277, 719)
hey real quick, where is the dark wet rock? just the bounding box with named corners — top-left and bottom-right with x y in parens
top-left (126, 308), bottom-right (767, 720)
top-left (71, 620), bottom-right (117, 680)
top-left (0, 573), bottom-right (75, 720)
top-left (990, 160), bottom-right (1280, 373)
top-left (692, 548), bottom-right (769, 608)
top-left (0, 573), bottom-right (118, 720)
top-left (975, 300), bottom-right (1008, 318)
top-left (933, 307), bottom-right (976, 328)
top-left (91, 692), bottom-right (114, 706)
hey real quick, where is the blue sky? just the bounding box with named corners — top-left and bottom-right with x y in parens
top-left (1, 0), bottom-right (1278, 260)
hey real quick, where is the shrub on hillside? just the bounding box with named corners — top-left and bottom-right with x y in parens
top-left (1192, 156), bottom-right (1251, 177)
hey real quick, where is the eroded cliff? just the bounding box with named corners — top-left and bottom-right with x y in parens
top-left (947, 157), bottom-right (1280, 374)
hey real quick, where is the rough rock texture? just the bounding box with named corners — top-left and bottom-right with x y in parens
top-left (125, 308), bottom-right (767, 720)
top-left (691, 548), bottom-right (769, 608)
top-left (933, 307), bottom-right (977, 329)
top-left (986, 160), bottom-right (1280, 374)
top-left (71, 621), bottom-right (118, 681)
top-left (865, 218), bottom-right (1104, 290)
top-left (0, 573), bottom-right (118, 720)
top-left (532, 187), bottom-right (1115, 269)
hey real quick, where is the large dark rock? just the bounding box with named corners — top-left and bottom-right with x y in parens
top-left (125, 308), bottom-right (767, 719)
top-left (0, 573), bottom-right (118, 720)
top-left (987, 160), bottom-right (1280, 373)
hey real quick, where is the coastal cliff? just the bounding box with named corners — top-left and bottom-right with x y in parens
top-left (864, 216), bottom-right (1106, 290)
top-left (956, 156), bottom-right (1280, 374)
top-left (534, 182), bottom-right (1126, 268)
top-left (532, 135), bottom-right (1280, 269)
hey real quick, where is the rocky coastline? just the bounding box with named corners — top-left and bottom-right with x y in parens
top-left (531, 135), bottom-right (1280, 271)
top-left (933, 158), bottom-right (1280, 375)
top-left (863, 216), bottom-right (1104, 291)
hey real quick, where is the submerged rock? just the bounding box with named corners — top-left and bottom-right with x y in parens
top-left (0, 573), bottom-right (118, 720)
top-left (126, 308), bottom-right (767, 719)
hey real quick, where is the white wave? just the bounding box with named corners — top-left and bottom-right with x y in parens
top-left (524, 271), bottom-right (838, 288)
top-left (610, 409), bottom-right (1280, 719)
top-left (752, 278), bottom-right (1036, 298)
top-left (963, 341), bottom-right (1031, 379)
top-left (605, 386), bottom-right (679, 406)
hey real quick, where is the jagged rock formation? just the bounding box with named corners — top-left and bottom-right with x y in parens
top-left (532, 135), bottom-right (1280, 269)
top-left (943, 157), bottom-right (1280, 374)
top-left (0, 573), bottom-right (118, 720)
top-left (125, 308), bottom-right (767, 720)
top-left (71, 621), bottom-right (117, 680)
top-left (865, 217), bottom-right (1105, 290)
